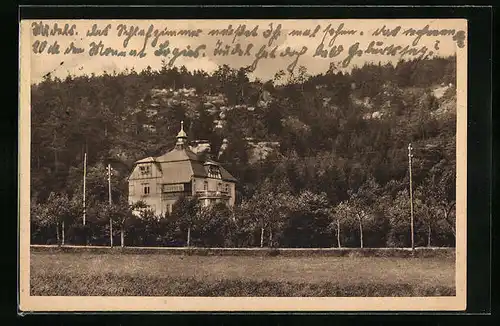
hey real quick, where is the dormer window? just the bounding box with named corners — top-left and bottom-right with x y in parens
top-left (139, 164), bottom-right (151, 175)
top-left (208, 165), bottom-right (221, 179)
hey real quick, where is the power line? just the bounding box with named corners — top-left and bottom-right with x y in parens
top-left (108, 163), bottom-right (113, 248)
top-left (83, 152), bottom-right (87, 226)
top-left (408, 143), bottom-right (415, 252)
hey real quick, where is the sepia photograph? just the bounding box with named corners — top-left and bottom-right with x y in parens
top-left (19, 17), bottom-right (467, 311)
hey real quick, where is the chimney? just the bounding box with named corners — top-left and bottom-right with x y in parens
top-left (218, 138), bottom-right (229, 159)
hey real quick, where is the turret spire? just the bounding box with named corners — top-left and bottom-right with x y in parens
top-left (175, 120), bottom-right (188, 149)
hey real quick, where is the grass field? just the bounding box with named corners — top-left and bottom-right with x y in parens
top-left (30, 249), bottom-right (456, 297)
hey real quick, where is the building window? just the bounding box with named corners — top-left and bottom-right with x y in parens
top-left (208, 166), bottom-right (221, 179)
top-left (224, 183), bottom-right (229, 194)
top-left (203, 181), bottom-right (208, 191)
top-left (166, 204), bottom-right (173, 214)
top-left (139, 165), bottom-right (151, 175)
top-left (143, 184), bottom-right (150, 195)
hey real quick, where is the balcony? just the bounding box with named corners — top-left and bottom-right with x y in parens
top-left (195, 190), bottom-right (230, 199)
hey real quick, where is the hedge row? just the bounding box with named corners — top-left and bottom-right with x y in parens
top-left (30, 245), bottom-right (456, 258)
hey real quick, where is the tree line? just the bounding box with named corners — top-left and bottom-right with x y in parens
top-left (31, 178), bottom-right (455, 248)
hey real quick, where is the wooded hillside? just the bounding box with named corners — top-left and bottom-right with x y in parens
top-left (30, 56), bottom-right (457, 248)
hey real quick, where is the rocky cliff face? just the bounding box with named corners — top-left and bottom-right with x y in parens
top-left (124, 80), bottom-right (454, 166)
top-left (129, 86), bottom-right (281, 164)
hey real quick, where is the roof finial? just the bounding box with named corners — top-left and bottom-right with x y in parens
top-left (177, 120), bottom-right (187, 138)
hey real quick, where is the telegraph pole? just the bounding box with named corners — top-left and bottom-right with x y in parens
top-left (83, 152), bottom-right (87, 225)
top-left (108, 163), bottom-right (113, 248)
top-left (408, 143), bottom-right (415, 251)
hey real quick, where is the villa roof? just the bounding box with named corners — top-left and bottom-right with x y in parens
top-left (131, 122), bottom-right (237, 183)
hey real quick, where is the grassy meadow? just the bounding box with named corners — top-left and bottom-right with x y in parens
top-left (30, 249), bottom-right (456, 297)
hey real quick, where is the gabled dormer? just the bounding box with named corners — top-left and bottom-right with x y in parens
top-left (204, 161), bottom-right (222, 179)
top-left (129, 156), bottom-right (163, 181)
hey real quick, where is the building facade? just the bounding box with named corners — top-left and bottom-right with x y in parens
top-left (128, 122), bottom-right (237, 216)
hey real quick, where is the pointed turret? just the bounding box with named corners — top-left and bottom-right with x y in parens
top-left (175, 121), bottom-right (188, 149)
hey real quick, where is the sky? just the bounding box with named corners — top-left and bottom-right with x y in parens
top-left (23, 19), bottom-right (467, 84)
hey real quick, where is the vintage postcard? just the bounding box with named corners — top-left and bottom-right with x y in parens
top-left (19, 18), bottom-right (467, 311)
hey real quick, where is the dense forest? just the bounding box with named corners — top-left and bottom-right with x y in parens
top-left (30, 56), bottom-right (457, 248)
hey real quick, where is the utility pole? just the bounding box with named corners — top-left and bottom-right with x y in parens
top-left (108, 163), bottom-right (113, 248)
top-left (408, 143), bottom-right (415, 251)
top-left (83, 152), bottom-right (87, 225)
